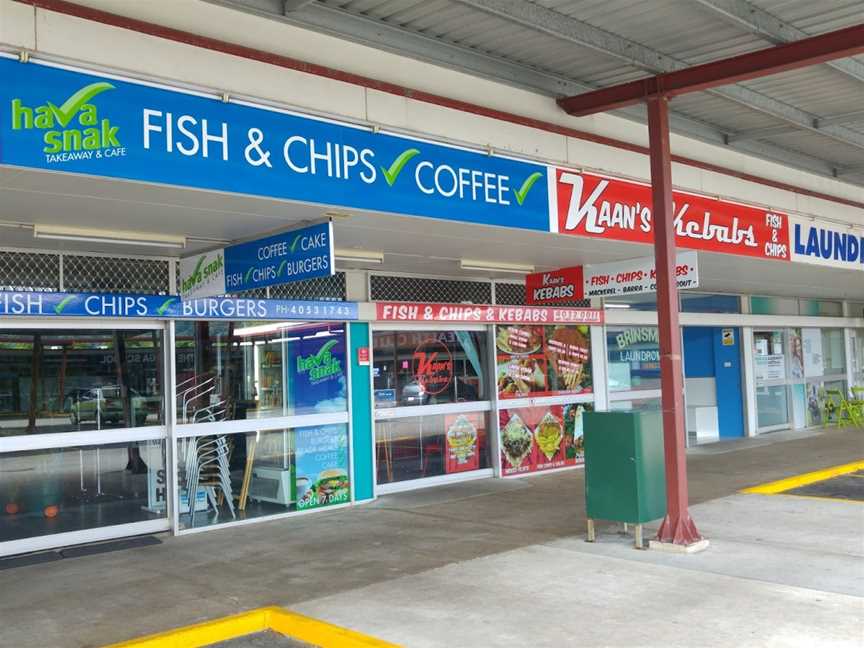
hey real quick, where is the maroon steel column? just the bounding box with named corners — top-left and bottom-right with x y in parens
top-left (646, 96), bottom-right (702, 545)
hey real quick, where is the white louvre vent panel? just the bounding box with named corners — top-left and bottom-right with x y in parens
top-left (0, 251), bottom-right (61, 291)
top-left (495, 282), bottom-right (590, 307)
top-left (64, 255), bottom-right (171, 294)
top-left (267, 272), bottom-right (346, 301)
top-left (371, 275), bottom-right (492, 304)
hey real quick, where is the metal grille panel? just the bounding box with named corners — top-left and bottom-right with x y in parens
top-left (495, 281), bottom-right (590, 307)
top-left (64, 255), bottom-right (171, 294)
top-left (267, 272), bottom-right (346, 301)
top-left (0, 251), bottom-right (60, 291)
top-left (371, 275), bottom-right (492, 304)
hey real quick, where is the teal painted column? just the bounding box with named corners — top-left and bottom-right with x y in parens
top-left (349, 322), bottom-right (374, 501)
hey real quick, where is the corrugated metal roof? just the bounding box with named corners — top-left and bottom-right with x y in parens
top-left (215, 0), bottom-right (864, 189)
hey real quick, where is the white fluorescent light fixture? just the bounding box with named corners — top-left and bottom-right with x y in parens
top-left (460, 259), bottom-right (534, 274)
top-left (334, 248), bottom-right (384, 264)
top-left (234, 322), bottom-right (309, 337)
top-left (604, 303), bottom-right (632, 309)
top-left (34, 224), bottom-right (186, 249)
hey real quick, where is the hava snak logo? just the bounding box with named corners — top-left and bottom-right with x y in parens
top-left (11, 82), bottom-right (122, 158)
top-left (297, 339), bottom-right (341, 382)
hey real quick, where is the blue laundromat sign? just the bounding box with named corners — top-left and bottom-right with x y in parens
top-left (0, 292), bottom-right (359, 320)
top-left (0, 57), bottom-right (549, 231)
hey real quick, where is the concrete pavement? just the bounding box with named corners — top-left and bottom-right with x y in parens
top-left (0, 425), bottom-right (861, 647)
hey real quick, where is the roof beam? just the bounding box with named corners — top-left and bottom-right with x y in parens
top-left (556, 23), bottom-right (864, 113)
top-left (282, 0), bottom-right (315, 11)
top-left (837, 163), bottom-right (864, 177)
top-left (729, 109), bottom-right (864, 142)
top-left (455, 1), bottom-right (864, 153)
top-left (693, 0), bottom-right (864, 84)
top-left (201, 0), bottom-right (843, 178)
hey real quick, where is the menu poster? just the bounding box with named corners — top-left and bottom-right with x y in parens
top-left (444, 412), bottom-right (483, 474)
top-left (789, 329), bottom-right (804, 380)
top-left (295, 424), bottom-right (350, 510)
top-left (288, 328), bottom-right (347, 413)
top-left (500, 406), bottom-right (569, 476)
top-left (802, 328), bottom-right (824, 378)
top-left (563, 402), bottom-right (592, 466)
top-left (496, 325), bottom-right (592, 399)
top-left (755, 355), bottom-right (785, 382)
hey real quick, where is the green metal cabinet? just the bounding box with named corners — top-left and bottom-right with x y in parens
top-left (583, 411), bottom-right (666, 546)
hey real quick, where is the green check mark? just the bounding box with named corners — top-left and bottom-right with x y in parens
top-left (289, 234), bottom-right (303, 253)
top-left (381, 148), bottom-right (420, 187)
top-left (277, 260), bottom-right (288, 277)
top-left (54, 295), bottom-right (76, 314)
top-left (245, 267), bottom-right (255, 283)
top-left (315, 339), bottom-right (338, 361)
top-left (156, 297), bottom-right (177, 316)
top-left (46, 82), bottom-right (115, 128)
top-left (513, 172), bottom-right (543, 206)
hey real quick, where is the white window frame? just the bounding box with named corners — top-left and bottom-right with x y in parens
top-left (0, 320), bottom-right (172, 557)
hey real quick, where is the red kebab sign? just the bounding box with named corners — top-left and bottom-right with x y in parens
top-left (549, 169), bottom-right (790, 261)
top-left (376, 302), bottom-right (604, 324)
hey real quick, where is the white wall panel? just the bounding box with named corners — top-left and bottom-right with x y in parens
top-left (385, 99), bottom-right (569, 162)
top-left (0, 0), bottom-right (35, 49)
top-left (699, 170), bottom-right (799, 212)
top-left (31, 4), bottom-right (367, 120)
top-left (567, 137), bottom-right (648, 180)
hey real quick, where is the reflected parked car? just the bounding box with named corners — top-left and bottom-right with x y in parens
top-left (68, 386), bottom-right (160, 426)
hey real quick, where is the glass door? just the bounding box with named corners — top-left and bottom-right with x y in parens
top-left (0, 322), bottom-right (170, 557)
top-left (752, 330), bottom-right (790, 432)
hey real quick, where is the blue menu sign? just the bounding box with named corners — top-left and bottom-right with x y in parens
top-left (0, 291), bottom-right (358, 320)
top-left (179, 221), bottom-right (334, 298)
top-left (224, 221), bottom-right (334, 292)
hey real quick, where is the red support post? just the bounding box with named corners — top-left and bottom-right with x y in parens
top-left (646, 96), bottom-right (702, 546)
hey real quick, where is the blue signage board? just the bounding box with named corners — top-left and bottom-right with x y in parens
top-left (0, 291), bottom-right (358, 320)
top-left (287, 328), bottom-right (347, 415)
top-left (224, 221), bottom-right (334, 292)
top-left (0, 58), bottom-right (549, 231)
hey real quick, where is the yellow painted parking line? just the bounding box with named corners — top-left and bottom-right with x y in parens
top-left (741, 460), bottom-right (864, 495)
top-left (104, 606), bottom-right (400, 648)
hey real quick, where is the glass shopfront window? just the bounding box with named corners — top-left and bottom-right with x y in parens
top-left (0, 440), bottom-right (167, 544)
top-left (373, 328), bottom-right (491, 487)
top-left (606, 327), bottom-right (660, 393)
top-left (376, 412), bottom-right (490, 485)
top-left (175, 321), bottom-right (347, 424)
top-left (753, 330), bottom-right (790, 430)
top-left (799, 328), bottom-right (847, 426)
top-left (609, 397), bottom-right (661, 413)
top-left (0, 329), bottom-right (164, 437)
top-left (495, 325), bottom-right (592, 399)
top-left (680, 293), bottom-right (741, 314)
top-left (372, 330), bottom-right (488, 408)
top-left (852, 329), bottom-right (864, 387)
top-left (177, 424), bottom-right (350, 530)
